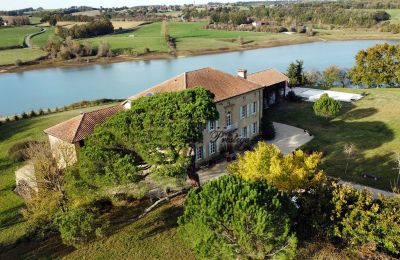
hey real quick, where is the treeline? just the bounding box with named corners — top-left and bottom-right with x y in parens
top-left (185, 3), bottom-right (391, 29)
top-left (55, 19), bottom-right (114, 39)
top-left (338, 0), bottom-right (400, 9)
top-left (0, 7), bottom-right (35, 16)
top-left (40, 14), bottom-right (94, 23)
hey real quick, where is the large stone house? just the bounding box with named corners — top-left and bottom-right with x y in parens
top-left (43, 67), bottom-right (288, 166)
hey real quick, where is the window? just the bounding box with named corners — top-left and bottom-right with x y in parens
top-left (196, 146), bottom-right (203, 160)
top-left (209, 141), bottom-right (216, 155)
top-left (208, 120), bottom-right (215, 131)
top-left (241, 126), bottom-right (248, 138)
top-left (226, 112), bottom-right (231, 127)
top-left (252, 102), bottom-right (257, 114)
top-left (252, 122), bottom-right (258, 134)
top-left (241, 105), bottom-right (247, 118)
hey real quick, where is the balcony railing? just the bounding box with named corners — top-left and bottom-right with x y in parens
top-left (223, 122), bottom-right (239, 133)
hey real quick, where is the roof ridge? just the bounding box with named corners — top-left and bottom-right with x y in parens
top-left (83, 104), bottom-right (120, 115)
top-left (71, 113), bottom-right (86, 143)
top-left (248, 68), bottom-right (275, 76)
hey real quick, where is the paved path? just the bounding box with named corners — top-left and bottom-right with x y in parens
top-left (24, 27), bottom-right (46, 48)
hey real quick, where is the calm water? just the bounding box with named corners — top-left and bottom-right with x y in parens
top-left (0, 40), bottom-right (398, 116)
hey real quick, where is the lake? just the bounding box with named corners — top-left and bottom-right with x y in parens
top-left (0, 40), bottom-right (398, 116)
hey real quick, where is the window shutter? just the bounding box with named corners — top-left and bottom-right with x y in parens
top-left (216, 140), bottom-right (220, 153)
top-left (216, 120), bottom-right (219, 129)
top-left (247, 104), bottom-right (250, 117)
top-left (203, 146), bottom-right (206, 159)
top-left (257, 100), bottom-right (260, 113)
top-left (240, 106), bottom-right (243, 119)
top-left (247, 125), bottom-right (250, 137)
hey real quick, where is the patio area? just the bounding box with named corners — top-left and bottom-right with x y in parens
top-left (198, 122), bottom-right (314, 184)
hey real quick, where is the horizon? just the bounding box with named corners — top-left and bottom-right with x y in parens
top-left (1, 0), bottom-right (259, 11)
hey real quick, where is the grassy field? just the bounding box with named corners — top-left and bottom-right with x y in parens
top-left (267, 88), bottom-right (400, 190)
top-left (30, 27), bottom-right (55, 48)
top-left (386, 9), bottom-right (400, 24)
top-left (0, 48), bottom-right (47, 65)
top-left (86, 22), bottom-right (304, 55)
top-left (0, 26), bottom-right (41, 48)
top-left (0, 105), bottom-right (117, 247)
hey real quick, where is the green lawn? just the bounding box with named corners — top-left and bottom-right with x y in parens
top-left (0, 48), bottom-right (47, 65)
top-left (0, 26), bottom-right (41, 48)
top-left (0, 105), bottom-right (117, 247)
top-left (386, 9), bottom-right (400, 24)
top-left (31, 27), bottom-right (55, 48)
top-left (267, 88), bottom-right (400, 190)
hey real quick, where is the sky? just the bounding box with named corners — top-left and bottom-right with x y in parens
top-left (2, 0), bottom-right (254, 11)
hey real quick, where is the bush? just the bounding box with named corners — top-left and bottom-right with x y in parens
top-left (8, 140), bottom-right (39, 162)
top-left (54, 208), bottom-right (96, 248)
top-left (262, 120), bottom-right (275, 140)
top-left (178, 175), bottom-right (297, 259)
top-left (313, 93), bottom-right (342, 119)
top-left (21, 112), bottom-right (29, 119)
top-left (330, 184), bottom-right (400, 255)
top-left (29, 110), bottom-right (37, 117)
top-left (286, 90), bottom-right (302, 102)
top-left (97, 41), bottom-right (112, 57)
top-left (15, 59), bottom-right (23, 66)
top-left (13, 115), bottom-right (20, 121)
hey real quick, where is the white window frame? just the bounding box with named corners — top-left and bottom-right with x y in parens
top-left (226, 112), bottom-right (232, 127)
top-left (241, 126), bottom-right (248, 138)
top-left (196, 146), bottom-right (203, 161)
top-left (252, 101), bottom-right (257, 115)
top-left (208, 120), bottom-right (215, 131)
top-left (252, 122), bottom-right (258, 134)
top-left (240, 105), bottom-right (247, 119)
top-left (209, 141), bottom-right (216, 155)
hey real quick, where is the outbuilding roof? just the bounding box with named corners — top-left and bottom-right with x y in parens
top-left (247, 68), bottom-right (289, 87)
top-left (44, 105), bottom-right (123, 143)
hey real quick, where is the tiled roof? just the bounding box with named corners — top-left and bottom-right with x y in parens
top-left (247, 68), bottom-right (288, 87)
top-left (44, 105), bottom-right (123, 143)
top-left (128, 67), bottom-right (263, 102)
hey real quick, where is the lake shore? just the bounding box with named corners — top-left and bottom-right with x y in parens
top-left (1, 31), bottom-right (399, 74)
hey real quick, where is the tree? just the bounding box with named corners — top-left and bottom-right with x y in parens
top-left (178, 175), bottom-right (297, 259)
top-left (79, 88), bottom-right (218, 187)
top-left (323, 65), bottom-right (341, 88)
top-left (287, 60), bottom-right (306, 88)
top-left (49, 16), bottom-right (57, 26)
top-left (229, 142), bottom-right (326, 194)
top-left (349, 43), bottom-right (400, 88)
top-left (313, 93), bottom-right (342, 120)
top-left (305, 69), bottom-right (322, 87)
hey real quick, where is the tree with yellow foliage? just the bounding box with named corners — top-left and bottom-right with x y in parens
top-left (228, 142), bottom-right (326, 193)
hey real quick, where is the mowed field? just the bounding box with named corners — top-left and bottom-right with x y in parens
top-left (0, 48), bottom-right (46, 65)
top-left (87, 22), bottom-right (303, 54)
top-left (267, 88), bottom-right (400, 190)
top-left (0, 26), bottom-right (41, 48)
top-left (386, 9), bottom-right (400, 24)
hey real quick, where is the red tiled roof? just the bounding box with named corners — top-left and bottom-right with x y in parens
top-left (44, 105), bottom-right (124, 143)
top-left (247, 68), bottom-right (288, 87)
top-left (128, 67), bottom-right (263, 102)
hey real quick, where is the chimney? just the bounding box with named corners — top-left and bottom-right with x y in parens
top-left (238, 69), bottom-right (247, 79)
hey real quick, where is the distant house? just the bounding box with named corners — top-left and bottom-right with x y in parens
top-left (252, 21), bottom-right (266, 27)
top-left (43, 105), bottom-right (123, 168)
top-left (43, 67), bottom-right (288, 167)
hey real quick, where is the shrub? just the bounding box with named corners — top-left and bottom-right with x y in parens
top-left (313, 93), bottom-right (342, 119)
top-left (38, 109), bottom-right (44, 116)
top-left (97, 41), bottom-right (112, 57)
top-left (286, 90), bottom-right (302, 102)
top-left (8, 140), bottom-right (39, 162)
top-left (21, 112), bottom-right (29, 119)
top-left (29, 110), bottom-right (37, 117)
top-left (330, 184), bottom-right (400, 255)
top-left (178, 175), bottom-right (297, 259)
top-left (54, 208), bottom-right (96, 248)
top-left (13, 115), bottom-right (20, 121)
top-left (229, 142), bottom-right (326, 194)
top-left (5, 117), bottom-right (10, 122)
top-left (143, 47), bottom-right (150, 54)
top-left (262, 120), bottom-right (275, 140)
top-left (15, 59), bottom-right (23, 66)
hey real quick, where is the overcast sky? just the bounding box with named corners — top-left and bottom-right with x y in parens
top-left (2, 0), bottom-right (255, 11)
